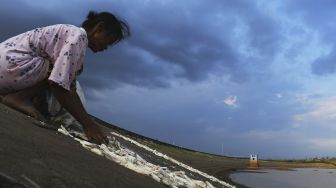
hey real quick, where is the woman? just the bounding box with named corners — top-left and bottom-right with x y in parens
top-left (0, 11), bottom-right (130, 144)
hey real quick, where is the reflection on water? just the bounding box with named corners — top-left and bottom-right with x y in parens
top-left (230, 168), bottom-right (336, 188)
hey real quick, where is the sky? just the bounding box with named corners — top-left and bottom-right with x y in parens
top-left (2, 0), bottom-right (336, 159)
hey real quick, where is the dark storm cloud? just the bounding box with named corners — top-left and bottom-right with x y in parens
top-left (79, 1), bottom-right (241, 90)
top-left (78, 0), bottom-right (283, 90)
top-left (0, 0), bottom-right (284, 91)
top-left (79, 44), bottom-right (175, 91)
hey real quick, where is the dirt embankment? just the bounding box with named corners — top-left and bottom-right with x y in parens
top-left (0, 103), bottom-right (166, 188)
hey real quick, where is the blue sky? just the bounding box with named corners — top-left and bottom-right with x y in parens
top-left (2, 0), bottom-right (336, 159)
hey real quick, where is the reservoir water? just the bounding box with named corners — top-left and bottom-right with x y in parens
top-left (230, 168), bottom-right (336, 188)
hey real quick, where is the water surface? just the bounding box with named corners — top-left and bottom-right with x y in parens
top-left (230, 168), bottom-right (336, 188)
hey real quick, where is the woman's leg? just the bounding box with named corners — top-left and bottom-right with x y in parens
top-left (1, 80), bottom-right (48, 121)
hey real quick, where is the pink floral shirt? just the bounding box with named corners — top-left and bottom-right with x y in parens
top-left (0, 24), bottom-right (88, 93)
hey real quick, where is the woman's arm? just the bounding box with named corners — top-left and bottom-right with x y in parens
top-left (48, 81), bottom-right (108, 144)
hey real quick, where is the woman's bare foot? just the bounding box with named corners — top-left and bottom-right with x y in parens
top-left (2, 95), bottom-right (46, 121)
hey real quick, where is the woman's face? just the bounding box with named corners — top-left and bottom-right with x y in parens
top-left (88, 23), bottom-right (117, 53)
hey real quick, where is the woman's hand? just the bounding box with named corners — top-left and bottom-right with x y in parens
top-left (48, 82), bottom-right (109, 145)
top-left (83, 121), bottom-right (108, 145)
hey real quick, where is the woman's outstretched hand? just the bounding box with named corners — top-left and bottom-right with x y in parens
top-left (48, 82), bottom-right (109, 145)
top-left (83, 121), bottom-right (108, 145)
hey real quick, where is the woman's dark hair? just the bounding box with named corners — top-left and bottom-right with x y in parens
top-left (82, 11), bottom-right (130, 44)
